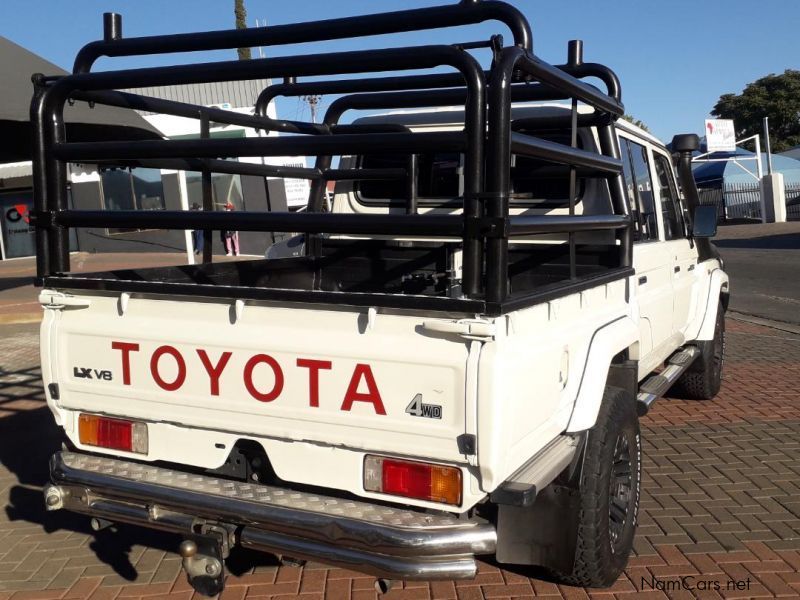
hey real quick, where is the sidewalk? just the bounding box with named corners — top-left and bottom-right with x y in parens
top-left (0, 252), bottom-right (245, 325)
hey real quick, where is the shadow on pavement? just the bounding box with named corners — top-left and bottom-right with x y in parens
top-left (714, 232), bottom-right (800, 250)
top-left (0, 363), bottom-right (275, 581)
top-left (0, 276), bottom-right (32, 293)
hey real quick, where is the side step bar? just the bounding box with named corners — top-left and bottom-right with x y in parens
top-left (636, 346), bottom-right (701, 416)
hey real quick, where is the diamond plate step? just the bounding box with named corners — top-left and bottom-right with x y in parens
top-left (49, 451), bottom-right (496, 559)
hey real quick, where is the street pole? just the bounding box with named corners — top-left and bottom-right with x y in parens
top-left (763, 117), bottom-right (773, 175)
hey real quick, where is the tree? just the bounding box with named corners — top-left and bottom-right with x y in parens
top-left (711, 70), bottom-right (800, 153)
top-left (621, 114), bottom-right (650, 132)
top-left (234, 0), bottom-right (251, 60)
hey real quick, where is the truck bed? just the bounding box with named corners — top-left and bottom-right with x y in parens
top-left (44, 239), bottom-right (629, 314)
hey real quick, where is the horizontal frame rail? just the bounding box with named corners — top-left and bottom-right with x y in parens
top-left (52, 209), bottom-right (630, 239)
top-left (507, 214), bottom-right (630, 236)
top-left (53, 210), bottom-right (467, 237)
top-left (92, 158), bottom-right (319, 180)
top-left (74, 1), bottom-right (532, 72)
top-left (510, 132), bottom-right (622, 174)
top-left (71, 90), bottom-right (274, 130)
top-left (52, 132), bottom-right (467, 162)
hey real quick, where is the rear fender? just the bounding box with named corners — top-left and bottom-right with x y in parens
top-left (696, 268), bottom-right (729, 341)
top-left (565, 317), bottom-right (639, 433)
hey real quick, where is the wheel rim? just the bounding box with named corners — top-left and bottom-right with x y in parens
top-left (608, 432), bottom-right (632, 554)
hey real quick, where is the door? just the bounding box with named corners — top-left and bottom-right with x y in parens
top-left (652, 151), bottom-right (699, 341)
top-left (619, 136), bottom-right (674, 368)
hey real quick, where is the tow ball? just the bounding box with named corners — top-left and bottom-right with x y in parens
top-left (178, 524), bottom-right (235, 597)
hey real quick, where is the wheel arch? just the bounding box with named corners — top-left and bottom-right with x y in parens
top-left (565, 317), bottom-right (639, 433)
top-left (696, 268), bottom-right (729, 341)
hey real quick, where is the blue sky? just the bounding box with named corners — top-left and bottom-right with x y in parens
top-left (2, 0), bottom-right (797, 142)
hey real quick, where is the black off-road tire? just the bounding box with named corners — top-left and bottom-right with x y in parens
top-left (555, 386), bottom-right (641, 587)
top-left (670, 301), bottom-right (725, 400)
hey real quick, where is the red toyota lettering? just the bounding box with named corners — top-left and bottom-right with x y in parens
top-left (296, 358), bottom-right (332, 407)
top-left (244, 354), bottom-right (284, 402)
top-left (111, 341), bottom-right (140, 385)
top-left (197, 350), bottom-right (232, 396)
top-left (341, 363), bottom-right (386, 415)
top-left (150, 345), bottom-right (187, 392)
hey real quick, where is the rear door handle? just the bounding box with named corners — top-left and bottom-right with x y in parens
top-left (638, 276), bottom-right (647, 285)
top-left (688, 264), bottom-right (695, 271)
top-left (674, 266), bottom-right (681, 273)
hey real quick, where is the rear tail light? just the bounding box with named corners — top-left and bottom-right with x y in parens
top-left (364, 455), bottom-right (462, 506)
top-left (78, 413), bottom-right (148, 454)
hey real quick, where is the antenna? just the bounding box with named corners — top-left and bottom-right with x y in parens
top-left (301, 94), bottom-right (322, 123)
top-left (255, 18), bottom-right (265, 58)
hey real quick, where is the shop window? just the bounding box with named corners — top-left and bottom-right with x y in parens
top-left (99, 167), bottom-right (166, 233)
top-left (185, 172), bottom-right (245, 210)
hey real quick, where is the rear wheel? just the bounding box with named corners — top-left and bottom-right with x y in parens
top-left (670, 301), bottom-right (725, 400)
top-left (554, 386), bottom-right (641, 587)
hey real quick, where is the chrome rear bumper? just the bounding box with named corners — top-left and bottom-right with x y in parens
top-left (46, 451), bottom-right (495, 581)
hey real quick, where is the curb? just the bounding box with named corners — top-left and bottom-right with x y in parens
top-left (728, 311), bottom-right (800, 335)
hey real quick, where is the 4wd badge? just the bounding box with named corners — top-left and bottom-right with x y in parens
top-left (405, 394), bottom-right (442, 419)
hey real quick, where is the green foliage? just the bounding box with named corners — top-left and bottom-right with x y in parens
top-left (234, 0), bottom-right (251, 60)
top-left (622, 114), bottom-right (650, 132)
top-left (712, 70), bottom-right (800, 153)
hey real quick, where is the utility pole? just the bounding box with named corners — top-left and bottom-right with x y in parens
top-left (234, 0), bottom-right (251, 60)
top-left (301, 94), bottom-right (322, 123)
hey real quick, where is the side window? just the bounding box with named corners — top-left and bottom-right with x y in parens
top-left (619, 138), bottom-right (658, 241)
top-left (653, 153), bottom-right (686, 240)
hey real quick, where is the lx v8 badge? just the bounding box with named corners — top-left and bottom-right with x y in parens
top-left (405, 394), bottom-right (442, 419)
top-left (73, 367), bottom-right (113, 381)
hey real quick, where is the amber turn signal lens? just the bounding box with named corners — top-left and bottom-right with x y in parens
top-left (78, 413), bottom-right (148, 454)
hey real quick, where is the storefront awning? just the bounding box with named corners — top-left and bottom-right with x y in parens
top-left (0, 36), bottom-right (162, 164)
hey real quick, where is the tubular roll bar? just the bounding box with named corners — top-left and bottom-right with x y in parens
top-left (73, 1), bottom-right (532, 73)
top-left (32, 0), bottom-right (632, 312)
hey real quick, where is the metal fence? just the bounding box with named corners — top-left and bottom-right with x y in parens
top-left (786, 181), bottom-right (800, 220)
top-left (697, 180), bottom-right (800, 222)
top-left (698, 180), bottom-right (762, 222)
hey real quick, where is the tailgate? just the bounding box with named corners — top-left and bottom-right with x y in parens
top-left (43, 290), bottom-right (472, 462)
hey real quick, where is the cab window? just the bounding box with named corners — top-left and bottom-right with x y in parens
top-left (653, 153), bottom-right (686, 240)
top-left (619, 138), bottom-right (658, 241)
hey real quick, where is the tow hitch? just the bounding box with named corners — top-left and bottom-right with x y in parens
top-left (178, 523), bottom-right (236, 597)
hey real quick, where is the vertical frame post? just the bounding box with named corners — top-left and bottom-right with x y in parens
top-left (30, 74), bottom-right (51, 279)
top-left (485, 47), bottom-right (520, 304)
top-left (200, 113), bottom-right (213, 263)
top-left (406, 154), bottom-right (418, 215)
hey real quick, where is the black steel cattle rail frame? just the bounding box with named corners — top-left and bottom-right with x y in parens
top-left (31, 0), bottom-right (633, 315)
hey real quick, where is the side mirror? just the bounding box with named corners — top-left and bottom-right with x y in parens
top-left (692, 205), bottom-right (718, 238)
top-left (671, 133), bottom-right (700, 153)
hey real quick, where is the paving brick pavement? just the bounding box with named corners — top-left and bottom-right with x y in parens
top-left (0, 318), bottom-right (798, 599)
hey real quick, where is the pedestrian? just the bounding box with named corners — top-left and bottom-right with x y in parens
top-left (222, 202), bottom-right (240, 256)
top-left (190, 202), bottom-right (203, 255)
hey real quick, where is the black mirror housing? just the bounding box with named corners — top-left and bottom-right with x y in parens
top-left (692, 204), bottom-right (718, 238)
top-left (672, 134), bottom-right (700, 154)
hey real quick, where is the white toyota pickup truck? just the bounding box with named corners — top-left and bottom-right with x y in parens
top-left (33, 2), bottom-right (728, 595)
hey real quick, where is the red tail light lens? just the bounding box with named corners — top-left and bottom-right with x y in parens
top-left (78, 413), bottom-right (148, 454)
top-left (364, 455), bottom-right (462, 506)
